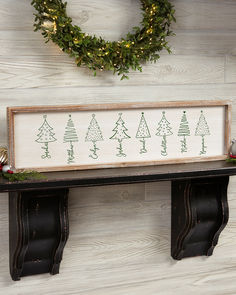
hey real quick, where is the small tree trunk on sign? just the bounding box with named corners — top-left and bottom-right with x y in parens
top-left (89, 141), bottom-right (99, 160)
top-left (161, 135), bottom-right (167, 156)
top-left (181, 136), bottom-right (187, 153)
top-left (67, 141), bottom-right (75, 164)
top-left (200, 136), bottom-right (207, 155)
top-left (41, 142), bottom-right (51, 159)
top-left (140, 138), bottom-right (147, 154)
top-left (117, 140), bottom-right (126, 157)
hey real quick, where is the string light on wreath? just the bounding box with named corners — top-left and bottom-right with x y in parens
top-left (31, 0), bottom-right (176, 80)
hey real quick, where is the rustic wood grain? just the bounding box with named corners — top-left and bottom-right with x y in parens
top-left (2, 0), bottom-right (236, 32)
top-left (1, 161), bottom-right (236, 193)
top-left (0, 55), bottom-right (225, 88)
top-left (7, 99), bottom-right (231, 113)
top-left (225, 55), bottom-right (236, 83)
top-left (2, 30), bottom-right (236, 57)
top-left (173, 0), bottom-right (236, 31)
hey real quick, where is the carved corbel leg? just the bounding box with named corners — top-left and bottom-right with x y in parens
top-left (9, 188), bottom-right (69, 281)
top-left (171, 176), bottom-right (229, 260)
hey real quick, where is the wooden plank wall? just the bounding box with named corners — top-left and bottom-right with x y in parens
top-left (1, 0), bottom-right (236, 294)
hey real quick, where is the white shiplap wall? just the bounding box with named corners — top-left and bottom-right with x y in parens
top-left (1, 0), bottom-right (236, 294)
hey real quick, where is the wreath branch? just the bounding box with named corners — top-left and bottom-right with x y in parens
top-left (31, 0), bottom-right (175, 79)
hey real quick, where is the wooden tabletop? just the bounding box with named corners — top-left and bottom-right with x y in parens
top-left (1, 160), bottom-right (236, 192)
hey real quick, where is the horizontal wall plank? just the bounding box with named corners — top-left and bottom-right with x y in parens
top-left (0, 0), bottom-right (141, 33)
top-left (0, 55), bottom-right (224, 88)
top-left (69, 183), bottom-right (145, 208)
top-left (69, 200), bottom-right (170, 237)
top-left (171, 31), bottom-right (236, 56)
top-left (0, 31), bottom-right (59, 57)
top-left (225, 55), bottom-right (236, 83)
top-left (145, 181), bottom-right (171, 201)
top-left (1, 84), bottom-right (236, 103)
top-left (2, 0), bottom-right (236, 33)
top-left (2, 30), bottom-right (236, 57)
top-left (173, 0), bottom-right (236, 32)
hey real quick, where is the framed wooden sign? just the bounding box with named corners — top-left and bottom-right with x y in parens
top-left (7, 100), bottom-right (231, 172)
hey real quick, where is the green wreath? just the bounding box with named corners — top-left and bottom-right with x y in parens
top-left (31, 0), bottom-right (175, 79)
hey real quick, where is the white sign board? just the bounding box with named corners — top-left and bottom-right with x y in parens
top-left (7, 101), bottom-right (231, 172)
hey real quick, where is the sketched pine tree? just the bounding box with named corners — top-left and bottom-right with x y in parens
top-left (178, 111), bottom-right (190, 153)
top-left (195, 110), bottom-right (210, 155)
top-left (156, 111), bottom-right (173, 156)
top-left (85, 114), bottom-right (104, 159)
top-left (110, 113), bottom-right (131, 157)
top-left (35, 115), bottom-right (57, 159)
top-left (63, 114), bottom-right (78, 164)
top-left (136, 112), bottom-right (151, 154)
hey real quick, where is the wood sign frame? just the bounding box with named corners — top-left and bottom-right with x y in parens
top-left (7, 100), bottom-right (231, 172)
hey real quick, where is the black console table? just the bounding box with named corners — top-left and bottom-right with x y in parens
top-left (2, 161), bottom-right (236, 281)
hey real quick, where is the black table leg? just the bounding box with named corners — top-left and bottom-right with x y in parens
top-left (171, 176), bottom-right (229, 260)
top-left (9, 188), bottom-right (69, 281)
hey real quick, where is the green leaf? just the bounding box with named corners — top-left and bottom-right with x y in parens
top-left (2, 171), bottom-right (45, 182)
top-left (31, 0), bottom-right (176, 80)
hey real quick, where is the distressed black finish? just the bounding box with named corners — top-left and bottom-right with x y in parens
top-left (4, 161), bottom-right (236, 280)
top-left (1, 161), bottom-right (236, 192)
top-left (9, 189), bottom-right (69, 281)
top-left (171, 176), bottom-right (229, 260)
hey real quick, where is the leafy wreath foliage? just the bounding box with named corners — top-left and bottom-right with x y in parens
top-left (31, 0), bottom-right (175, 79)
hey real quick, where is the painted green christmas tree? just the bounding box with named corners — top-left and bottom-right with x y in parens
top-left (35, 115), bottom-right (57, 159)
top-left (110, 113), bottom-right (131, 157)
top-left (85, 114), bottom-right (104, 159)
top-left (178, 111), bottom-right (190, 153)
top-left (136, 112), bottom-right (151, 154)
top-left (156, 111), bottom-right (173, 156)
top-left (195, 110), bottom-right (210, 155)
top-left (63, 114), bottom-right (78, 164)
